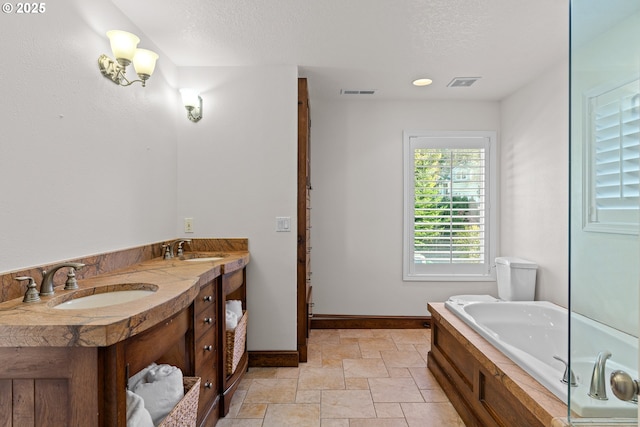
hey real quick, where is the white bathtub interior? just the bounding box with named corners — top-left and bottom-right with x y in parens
top-left (444, 300), bottom-right (638, 419)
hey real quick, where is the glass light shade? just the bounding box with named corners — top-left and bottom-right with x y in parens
top-left (180, 89), bottom-right (200, 108)
top-left (106, 30), bottom-right (140, 62)
top-left (412, 78), bottom-right (433, 87)
top-left (132, 49), bottom-right (159, 77)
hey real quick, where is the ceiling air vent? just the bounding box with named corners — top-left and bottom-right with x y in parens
top-left (340, 89), bottom-right (377, 95)
top-left (447, 77), bottom-right (481, 88)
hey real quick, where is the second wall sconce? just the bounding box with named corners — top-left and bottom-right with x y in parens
top-left (180, 89), bottom-right (203, 122)
top-left (98, 30), bottom-right (159, 87)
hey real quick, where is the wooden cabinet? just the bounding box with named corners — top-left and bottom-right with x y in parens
top-left (193, 279), bottom-right (220, 427)
top-left (297, 77), bottom-right (312, 363)
top-left (220, 268), bottom-right (248, 416)
top-left (0, 347), bottom-right (99, 426)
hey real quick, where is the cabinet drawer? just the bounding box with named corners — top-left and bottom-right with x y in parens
top-left (195, 282), bottom-right (216, 315)
top-left (195, 334), bottom-right (217, 413)
top-left (194, 311), bottom-right (215, 342)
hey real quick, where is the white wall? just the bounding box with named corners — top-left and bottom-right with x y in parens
top-left (310, 99), bottom-right (500, 316)
top-left (500, 59), bottom-right (570, 308)
top-left (0, 0), bottom-right (180, 273)
top-left (176, 66), bottom-right (299, 351)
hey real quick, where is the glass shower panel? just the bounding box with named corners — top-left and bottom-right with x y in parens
top-left (570, 0), bottom-right (640, 424)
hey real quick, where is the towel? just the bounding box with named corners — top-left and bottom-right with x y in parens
top-left (226, 309), bottom-right (238, 330)
top-left (133, 364), bottom-right (184, 426)
top-left (226, 300), bottom-right (243, 319)
top-left (128, 363), bottom-right (156, 391)
top-left (126, 389), bottom-right (154, 427)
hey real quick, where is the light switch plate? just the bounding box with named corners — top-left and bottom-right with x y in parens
top-left (276, 216), bottom-right (291, 232)
top-left (184, 217), bottom-right (194, 233)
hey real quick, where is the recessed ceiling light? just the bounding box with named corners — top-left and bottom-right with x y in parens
top-left (412, 78), bottom-right (433, 87)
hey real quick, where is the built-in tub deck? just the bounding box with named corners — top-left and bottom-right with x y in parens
top-left (427, 302), bottom-right (569, 427)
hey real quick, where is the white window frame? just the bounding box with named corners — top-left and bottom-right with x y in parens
top-left (403, 130), bottom-right (497, 281)
top-left (583, 77), bottom-right (640, 235)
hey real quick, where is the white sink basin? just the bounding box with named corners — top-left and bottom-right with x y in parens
top-left (53, 289), bottom-right (156, 310)
top-left (183, 257), bottom-right (225, 262)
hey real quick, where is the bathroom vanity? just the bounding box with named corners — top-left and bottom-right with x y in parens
top-left (0, 239), bottom-right (249, 427)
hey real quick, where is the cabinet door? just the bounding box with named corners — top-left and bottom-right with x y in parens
top-left (0, 347), bottom-right (98, 427)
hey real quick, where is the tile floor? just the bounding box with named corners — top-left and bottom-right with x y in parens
top-left (215, 328), bottom-right (466, 427)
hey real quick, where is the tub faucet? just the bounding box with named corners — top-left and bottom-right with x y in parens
top-left (40, 262), bottom-right (85, 296)
top-left (589, 351), bottom-right (612, 400)
top-left (553, 355), bottom-right (578, 387)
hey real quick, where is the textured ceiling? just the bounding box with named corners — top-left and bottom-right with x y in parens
top-left (111, 0), bottom-right (570, 101)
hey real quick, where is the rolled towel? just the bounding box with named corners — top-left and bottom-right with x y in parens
top-left (133, 364), bottom-right (184, 426)
top-left (226, 300), bottom-right (243, 319)
top-left (126, 389), bottom-right (154, 427)
top-left (226, 309), bottom-right (238, 330)
top-left (128, 363), bottom-right (157, 391)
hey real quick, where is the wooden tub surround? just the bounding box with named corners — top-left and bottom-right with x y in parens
top-left (427, 303), bottom-right (568, 427)
top-left (0, 238), bottom-right (249, 427)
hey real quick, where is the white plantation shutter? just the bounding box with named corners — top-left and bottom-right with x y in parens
top-left (403, 131), bottom-right (496, 281)
top-left (586, 79), bottom-right (640, 234)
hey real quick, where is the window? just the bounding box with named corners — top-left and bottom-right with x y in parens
top-left (584, 78), bottom-right (640, 235)
top-left (403, 131), bottom-right (496, 281)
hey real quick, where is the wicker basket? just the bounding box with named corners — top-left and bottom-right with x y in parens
top-left (226, 310), bottom-right (248, 376)
top-left (157, 377), bottom-right (201, 427)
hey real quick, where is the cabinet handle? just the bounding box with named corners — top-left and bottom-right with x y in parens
top-left (204, 317), bottom-right (213, 324)
top-left (204, 345), bottom-right (213, 351)
top-left (203, 295), bottom-right (212, 302)
top-left (204, 381), bottom-right (213, 389)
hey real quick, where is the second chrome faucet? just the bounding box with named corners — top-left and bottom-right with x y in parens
top-left (589, 350), bottom-right (612, 400)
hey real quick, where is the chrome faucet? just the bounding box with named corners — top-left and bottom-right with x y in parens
top-left (164, 239), bottom-right (191, 259)
top-left (553, 355), bottom-right (578, 387)
top-left (589, 351), bottom-right (612, 400)
top-left (40, 262), bottom-right (85, 296)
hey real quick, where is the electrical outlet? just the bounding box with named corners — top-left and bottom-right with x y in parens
top-left (184, 217), bottom-right (194, 233)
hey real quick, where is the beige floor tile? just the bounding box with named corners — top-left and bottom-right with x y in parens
top-left (321, 343), bottom-right (362, 360)
top-left (321, 419), bottom-right (349, 427)
top-left (421, 388), bottom-right (450, 402)
top-left (345, 377), bottom-right (370, 390)
top-left (395, 344), bottom-right (416, 352)
top-left (402, 402), bottom-right (466, 427)
top-left (244, 367), bottom-right (278, 379)
top-left (360, 349), bottom-right (383, 358)
top-left (244, 378), bottom-right (298, 403)
top-left (310, 330), bottom-right (341, 344)
top-left (297, 389), bottom-right (322, 403)
top-left (338, 329), bottom-right (375, 339)
top-left (388, 367), bottom-right (412, 378)
top-left (226, 389), bottom-right (247, 417)
top-left (349, 419), bottom-right (409, 427)
top-left (298, 367), bottom-right (345, 390)
top-left (214, 419), bottom-right (264, 427)
top-left (357, 338), bottom-right (398, 353)
top-left (277, 366), bottom-right (301, 378)
top-left (381, 350), bottom-right (427, 368)
top-left (369, 377), bottom-right (424, 403)
top-left (414, 343), bottom-right (431, 360)
top-left (374, 402), bottom-right (404, 418)
top-left (235, 403), bottom-right (268, 418)
top-left (390, 329), bottom-right (431, 345)
top-left (262, 403), bottom-right (320, 427)
top-left (320, 390), bottom-right (376, 418)
top-left (408, 367), bottom-right (440, 389)
top-left (343, 358), bottom-right (389, 378)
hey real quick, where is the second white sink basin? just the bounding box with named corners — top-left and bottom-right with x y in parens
top-left (53, 289), bottom-right (156, 310)
top-left (183, 257), bottom-right (225, 262)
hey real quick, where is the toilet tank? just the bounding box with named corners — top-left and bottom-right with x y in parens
top-left (495, 257), bottom-right (538, 301)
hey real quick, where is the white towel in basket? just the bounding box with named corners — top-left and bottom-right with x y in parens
top-left (126, 389), bottom-right (154, 427)
top-left (133, 364), bottom-right (184, 426)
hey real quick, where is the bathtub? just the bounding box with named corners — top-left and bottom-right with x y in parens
top-left (444, 299), bottom-right (638, 419)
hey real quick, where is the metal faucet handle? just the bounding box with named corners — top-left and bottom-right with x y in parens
top-left (162, 244), bottom-right (172, 259)
top-left (553, 355), bottom-right (578, 387)
top-left (15, 276), bottom-right (41, 303)
top-left (610, 370), bottom-right (640, 403)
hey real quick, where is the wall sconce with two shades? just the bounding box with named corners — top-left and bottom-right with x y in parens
top-left (98, 30), bottom-right (159, 87)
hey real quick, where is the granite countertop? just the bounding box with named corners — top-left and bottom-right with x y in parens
top-left (0, 251), bottom-right (249, 348)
